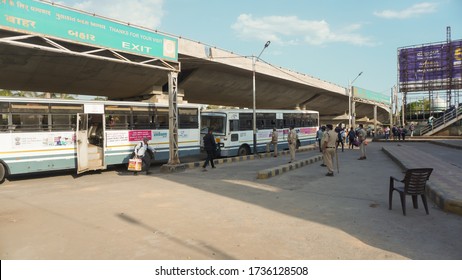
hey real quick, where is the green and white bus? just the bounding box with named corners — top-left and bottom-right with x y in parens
top-left (200, 108), bottom-right (319, 156)
top-left (0, 96), bottom-right (201, 183)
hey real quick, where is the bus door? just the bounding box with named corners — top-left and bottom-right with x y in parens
top-left (76, 113), bottom-right (106, 174)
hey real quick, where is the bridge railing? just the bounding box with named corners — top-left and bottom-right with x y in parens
top-left (420, 105), bottom-right (462, 135)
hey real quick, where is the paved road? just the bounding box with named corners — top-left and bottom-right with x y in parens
top-left (1, 141), bottom-right (461, 259)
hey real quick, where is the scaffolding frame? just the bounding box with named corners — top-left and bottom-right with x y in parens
top-left (398, 35), bottom-right (462, 122)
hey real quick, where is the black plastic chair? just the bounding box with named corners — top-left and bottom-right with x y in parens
top-left (389, 168), bottom-right (433, 216)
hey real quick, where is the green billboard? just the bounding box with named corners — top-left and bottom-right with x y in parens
top-left (0, 0), bottom-right (178, 61)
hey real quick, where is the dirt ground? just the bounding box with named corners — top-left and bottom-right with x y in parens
top-left (1, 142), bottom-right (462, 259)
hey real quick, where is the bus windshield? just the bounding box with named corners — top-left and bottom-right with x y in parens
top-left (201, 114), bottom-right (226, 135)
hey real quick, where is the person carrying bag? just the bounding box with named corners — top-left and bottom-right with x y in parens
top-left (130, 137), bottom-right (156, 175)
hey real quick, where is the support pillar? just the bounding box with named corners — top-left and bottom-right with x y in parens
top-left (351, 99), bottom-right (356, 129)
top-left (351, 86), bottom-right (356, 129)
top-left (389, 87), bottom-right (394, 126)
top-left (373, 105), bottom-right (377, 138)
top-left (401, 91), bottom-right (406, 126)
top-left (348, 85), bottom-right (352, 129)
top-left (161, 71), bottom-right (186, 173)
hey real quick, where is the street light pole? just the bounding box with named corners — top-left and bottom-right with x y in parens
top-left (348, 71), bottom-right (363, 129)
top-left (252, 41), bottom-right (271, 155)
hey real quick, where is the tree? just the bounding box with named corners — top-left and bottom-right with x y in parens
top-left (0, 89), bottom-right (13, 96)
top-left (51, 93), bottom-right (76, 99)
top-left (405, 98), bottom-right (431, 120)
top-left (92, 96), bottom-right (108, 101)
top-left (406, 99), bottom-right (430, 114)
top-left (13, 91), bottom-right (44, 98)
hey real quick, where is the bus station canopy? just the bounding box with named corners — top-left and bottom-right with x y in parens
top-left (0, 31), bottom-right (390, 122)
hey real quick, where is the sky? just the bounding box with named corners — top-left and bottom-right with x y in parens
top-left (56, 0), bottom-right (462, 96)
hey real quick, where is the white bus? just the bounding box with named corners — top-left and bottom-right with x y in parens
top-left (200, 109), bottom-right (319, 156)
top-left (0, 97), bottom-right (201, 183)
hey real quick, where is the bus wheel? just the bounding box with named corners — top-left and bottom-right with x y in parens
top-left (0, 163), bottom-right (6, 184)
top-left (238, 145), bottom-right (250, 156)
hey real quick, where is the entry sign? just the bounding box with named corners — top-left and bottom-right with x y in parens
top-left (0, 0), bottom-right (178, 61)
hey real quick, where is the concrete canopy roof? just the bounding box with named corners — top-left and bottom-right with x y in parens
top-left (0, 29), bottom-right (390, 122)
top-left (0, 29), bottom-right (174, 99)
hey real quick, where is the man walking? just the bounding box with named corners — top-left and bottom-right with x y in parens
top-left (336, 126), bottom-right (345, 152)
top-left (322, 124), bottom-right (337, 176)
top-left (347, 128), bottom-right (356, 149)
top-left (266, 128), bottom-right (279, 157)
top-left (202, 128), bottom-right (217, 171)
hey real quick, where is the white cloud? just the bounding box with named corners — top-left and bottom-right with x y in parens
top-left (231, 14), bottom-right (375, 47)
top-left (374, 2), bottom-right (438, 19)
top-left (58, 0), bottom-right (164, 29)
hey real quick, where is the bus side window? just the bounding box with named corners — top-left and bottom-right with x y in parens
top-left (229, 120), bottom-right (239, 132)
top-left (52, 115), bottom-right (75, 131)
top-left (0, 113), bottom-right (8, 132)
top-left (156, 108), bottom-right (169, 129)
top-left (238, 113), bottom-right (252, 130)
top-left (298, 114), bottom-right (303, 126)
top-left (276, 119), bottom-right (284, 129)
top-left (179, 108), bottom-right (199, 129)
top-left (12, 114), bottom-right (47, 131)
top-left (258, 119), bottom-right (265, 129)
top-left (133, 114), bottom-right (152, 129)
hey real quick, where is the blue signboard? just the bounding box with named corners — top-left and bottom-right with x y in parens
top-left (0, 0), bottom-right (178, 61)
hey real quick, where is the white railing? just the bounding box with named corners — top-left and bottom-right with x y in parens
top-left (421, 105), bottom-right (462, 135)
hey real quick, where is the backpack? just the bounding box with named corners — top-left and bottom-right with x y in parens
top-left (348, 130), bottom-right (355, 139)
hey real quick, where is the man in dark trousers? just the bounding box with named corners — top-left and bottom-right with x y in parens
top-left (133, 137), bottom-right (156, 175)
top-left (202, 128), bottom-right (217, 171)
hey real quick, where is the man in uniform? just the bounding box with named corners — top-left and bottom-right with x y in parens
top-left (288, 126), bottom-right (297, 163)
top-left (266, 128), bottom-right (279, 157)
top-left (357, 124), bottom-right (367, 160)
top-left (321, 124), bottom-right (337, 176)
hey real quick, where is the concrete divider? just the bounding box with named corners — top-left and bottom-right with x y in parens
top-left (184, 145), bottom-right (317, 169)
top-left (257, 155), bottom-right (323, 179)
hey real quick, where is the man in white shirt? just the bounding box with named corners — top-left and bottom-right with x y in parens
top-left (134, 137), bottom-right (156, 175)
